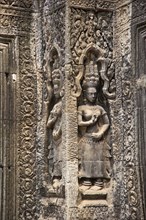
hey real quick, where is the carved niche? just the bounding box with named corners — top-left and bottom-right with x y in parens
top-left (46, 46), bottom-right (64, 194)
top-left (70, 8), bottom-right (115, 202)
top-left (70, 9), bottom-right (115, 98)
top-left (77, 47), bottom-right (113, 201)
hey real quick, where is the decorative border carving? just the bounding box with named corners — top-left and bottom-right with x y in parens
top-left (70, 0), bottom-right (115, 10)
top-left (70, 206), bottom-right (108, 220)
top-left (18, 35), bottom-right (37, 220)
top-left (122, 64), bottom-right (139, 220)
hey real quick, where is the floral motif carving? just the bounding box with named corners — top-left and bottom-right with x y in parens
top-left (71, 9), bottom-right (113, 64)
top-left (19, 35), bottom-right (37, 220)
top-left (70, 9), bottom-right (115, 98)
top-left (120, 44), bottom-right (140, 219)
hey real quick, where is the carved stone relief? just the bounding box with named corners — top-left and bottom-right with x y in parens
top-left (0, 2), bottom-right (37, 219)
top-left (46, 47), bottom-right (64, 192)
top-left (0, 0), bottom-right (145, 220)
top-left (38, 2), bottom-right (66, 219)
top-left (70, 9), bottom-right (115, 99)
top-left (77, 49), bottom-right (112, 198)
top-left (19, 35), bottom-right (37, 220)
top-left (65, 8), bottom-right (115, 211)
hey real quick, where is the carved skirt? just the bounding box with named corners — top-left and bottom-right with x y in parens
top-left (78, 136), bottom-right (111, 179)
top-left (48, 138), bottom-right (62, 178)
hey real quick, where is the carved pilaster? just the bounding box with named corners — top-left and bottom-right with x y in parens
top-left (0, 2), bottom-right (37, 219)
top-left (42, 1), bottom-right (116, 219)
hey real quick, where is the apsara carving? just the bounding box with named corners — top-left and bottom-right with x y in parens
top-left (46, 46), bottom-right (64, 193)
top-left (77, 48), bottom-right (112, 197)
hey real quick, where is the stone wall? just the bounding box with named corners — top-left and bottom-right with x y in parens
top-left (36, 0), bottom-right (145, 219)
top-left (0, 0), bottom-right (145, 219)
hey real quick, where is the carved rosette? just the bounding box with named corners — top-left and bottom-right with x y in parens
top-left (19, 35), bottom-right (37, 220)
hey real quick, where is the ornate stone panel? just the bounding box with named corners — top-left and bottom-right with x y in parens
top-left (65, 3), bottom-right (116, 219)
top-left (0, 1), bottom-right (145, 220)
top-left (0, 3), bottom-right (37, 220)
top-left (112, 1), bottom-right (144, 219)
top-left (18, 35), bottom-right (37, 220)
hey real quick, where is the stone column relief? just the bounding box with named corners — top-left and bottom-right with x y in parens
top-left (46, 47), bottom-right (64, 193)
top-left (0, 0), bottom-right (146, 219)
top-left (42, 1), bottom-right (117, 219)
top-left (70, 8), bottom-right (115, 204)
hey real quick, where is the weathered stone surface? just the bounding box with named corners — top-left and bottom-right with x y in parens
top-left (0, 0), bottom-right (145, 219)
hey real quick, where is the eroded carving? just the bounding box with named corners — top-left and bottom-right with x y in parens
top-left (46, 47), bottom-right (64, 192)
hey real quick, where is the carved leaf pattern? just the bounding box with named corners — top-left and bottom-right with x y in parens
top-left (121, 48), bottom-right (139, 219)
top-left (70, 9), bottom-right (113, 64)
